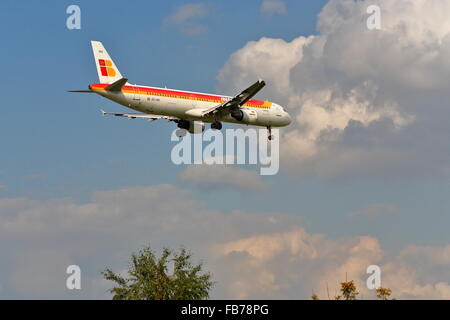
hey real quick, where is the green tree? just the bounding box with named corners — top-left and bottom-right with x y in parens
top-left (312, 280), bottom-right (395, 300)
top-left (376, 287), bottom-right (394, 300)
top-left (102, 246), bottom-right (214, 300)
top-left (340, 280), bottom-right (359, 300)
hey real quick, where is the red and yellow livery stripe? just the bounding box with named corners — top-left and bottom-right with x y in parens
top-left (90, 83), bottom-right (272, 108)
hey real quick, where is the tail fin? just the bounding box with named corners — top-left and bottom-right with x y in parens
top-left (91, 41), bottom-right (124, 84)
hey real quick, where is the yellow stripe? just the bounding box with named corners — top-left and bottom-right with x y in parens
top-left (93, 87), bottom-right (272, 109)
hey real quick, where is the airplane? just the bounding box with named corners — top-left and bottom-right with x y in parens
top-left (69, 41), bottom-right (292, 140)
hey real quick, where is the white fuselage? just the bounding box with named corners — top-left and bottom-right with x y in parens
top-left (90, 83), bottom-right (292, 128)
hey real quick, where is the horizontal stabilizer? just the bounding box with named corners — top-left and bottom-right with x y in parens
top-left (106, 78), bottom-right (128, 92)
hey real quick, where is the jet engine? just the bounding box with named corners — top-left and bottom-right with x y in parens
top-left (231, 109), bottom-right (244, 121)
top-left (231, 109), bottom-right (258, 124)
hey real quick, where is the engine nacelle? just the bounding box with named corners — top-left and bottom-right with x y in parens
top-left (231, 109), bottom-right (258, 124)
top-left (178, 120), bottom-right (205, 134)
top-left (231, 109), bottom-right (244, 121)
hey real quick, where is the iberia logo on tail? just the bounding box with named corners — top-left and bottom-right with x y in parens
top-left (98, 59), bottom-right (116, 77)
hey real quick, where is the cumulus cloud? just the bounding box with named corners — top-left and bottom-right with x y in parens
top-left (217, 0), bottom-right (450, 179)
top-left (0, 185), bottom-right (449, 299)
top-left (164, 3), bottom-right (209, 36)
top-left (12, 249), bottom-right (72, 298)
top-left (261, 0), bottom-right (287, 17)
top-left (381, 244), bottom-right (450, 299)
top-left (179, 165), bottom-right (267, 191)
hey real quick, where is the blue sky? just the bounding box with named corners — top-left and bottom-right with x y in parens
top-left (0, 0), bottom-right (325, 200)
top-left (1, 0), bottom-right (450, 299)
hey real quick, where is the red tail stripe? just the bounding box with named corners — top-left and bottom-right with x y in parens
top-left (90, 83), bottom-right (268, 105)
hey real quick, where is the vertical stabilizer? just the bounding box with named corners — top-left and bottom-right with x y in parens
top-left (91, 41), bottom-right (123, 84)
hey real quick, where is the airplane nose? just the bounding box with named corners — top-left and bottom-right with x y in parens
top-left (285, 112), bottom-right (292, 126)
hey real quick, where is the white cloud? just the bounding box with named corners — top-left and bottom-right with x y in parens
top-left (261, 0), bottom-right (287, 17)
top-left (12, 249), bottom-right (72, 298)
top-left (0, 185), bottom-right (450, 299)
top-left (218, 36), bottom-right (313, 102)
top-left (0, 184), bottom-right (7, 191)
top-left (165, 3), bottom-right (208, 25)
top-left (164, 3), bottom-right (209, 36)
top-left (179, 165), bottom-right (267, 191)
top-left (217, 0), bottom-right (450, 179)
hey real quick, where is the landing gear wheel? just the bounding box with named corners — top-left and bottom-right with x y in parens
top-left (211, 121), bottom-right (222, 130)
top-left (267, 126), bottom-right (273, 141)
top-left (176, 129), bottom-right (187, 138)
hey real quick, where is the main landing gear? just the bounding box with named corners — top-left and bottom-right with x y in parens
top-left (176, 120), bottom-right (188, 137)
top-left (211, 121), bottom-right (222, 130)
top-left (267, 126), bottom-right (274, 141)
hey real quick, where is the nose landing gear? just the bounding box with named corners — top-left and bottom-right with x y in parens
top-left (267, 126), bottom-right (274, 141)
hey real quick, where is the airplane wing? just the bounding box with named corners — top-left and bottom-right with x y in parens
top-left (101, 110), bottom-right (178, 122)
top-left (201, 80), bottom-right (266, 117)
